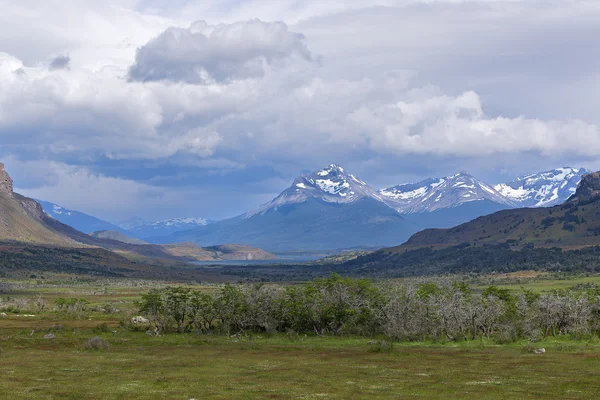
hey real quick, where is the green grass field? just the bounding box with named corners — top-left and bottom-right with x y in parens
top-left (1, 331), bottom-right (599, 399)
top-left (1, 274), bottom-right (600, 399)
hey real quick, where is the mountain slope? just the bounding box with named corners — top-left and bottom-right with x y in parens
top-left (494, 167), bottom-right (589, 207)
top-left (393, 170), bottom-right (600, 252)
top-left (156, 165), bottom-right (419, 252)
top-left (36, 200), bottom-right (129, 235)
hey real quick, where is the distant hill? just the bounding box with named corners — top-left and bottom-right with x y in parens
top-left (119, 217), bottom-right (212, 239)
top-left (161, 243), bottom-right (276, 261)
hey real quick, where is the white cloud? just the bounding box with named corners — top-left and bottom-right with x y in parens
top-left (129, 20), bottom-right (316, 84)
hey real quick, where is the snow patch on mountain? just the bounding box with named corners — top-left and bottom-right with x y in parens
top-left (51, 205), bottom-right (72, 216)
top-left (494, 167), bottom-right (589, 207)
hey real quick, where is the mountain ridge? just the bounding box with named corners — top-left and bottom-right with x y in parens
top-left (379, 171), bottom-right (514, 214)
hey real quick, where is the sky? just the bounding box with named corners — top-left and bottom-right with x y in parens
top-left (1, 0), bottom-right (600, 222)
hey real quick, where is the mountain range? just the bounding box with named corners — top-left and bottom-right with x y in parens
top-left (28, 163), bottom-right (590, 253)
top-left (150, 164), bottom-right (588, 252)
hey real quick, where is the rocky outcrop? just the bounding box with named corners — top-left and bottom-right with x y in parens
top-left (570, 171), bottom-right (600, 202)
top-left (0, 163), bottom-right (13, 195)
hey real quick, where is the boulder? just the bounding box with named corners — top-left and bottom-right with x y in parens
top-left (43, 333), bottom-right (56, 339)
top-left (533, 348), bottom-right (546, 354)
top-left (131, 316), bottom-right (150, 324)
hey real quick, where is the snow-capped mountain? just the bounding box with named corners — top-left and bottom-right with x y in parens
top-left (120, 217), bottom-right (212, 239)
top-left (380, 171), bottom-right (514, 214)
top-left (248, 164), bottom-right (389, 216)
top-left (155, 164), bottom-right (418, 252)
top-left (36, 200), bottom-right (128, 235)
top-left (494, 167), bottom-right (589, 208)
top-left (148, 164), bottom-right (591, 251)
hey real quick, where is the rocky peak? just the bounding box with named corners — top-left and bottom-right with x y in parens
top-left (0, 163), bottom-right (14, 195)
top-left (570, 171), bottom-right (600, 202)
top-left (247, 163), bottom-right (386, 217)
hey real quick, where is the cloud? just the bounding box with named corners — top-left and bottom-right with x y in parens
top-left (49, 55), bottom-right (70, 70)
top-left (1, 1), bottom-right (600, 219)
top-left (129, 19), bottom-right (316, 84)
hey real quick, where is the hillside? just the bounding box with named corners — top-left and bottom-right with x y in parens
top-left (0, 164), bottom-right (74, 246)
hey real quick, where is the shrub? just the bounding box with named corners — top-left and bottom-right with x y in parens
top-left (368, 340), bottom-right (394, 353)
top-left (83, 337), bottom-right (110, 351)
top-left (93, 323), bottom-right (111, 333)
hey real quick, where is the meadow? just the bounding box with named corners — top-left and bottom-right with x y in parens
top-left (1, 273), bottom-right (600, 399)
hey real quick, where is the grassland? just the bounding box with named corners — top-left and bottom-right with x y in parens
top-left (1, 274), bottom-right (600, 399)
top-left (1, 329), bottom-right (600, 399)
top-left (472, 271), bottom-right (600, 293)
